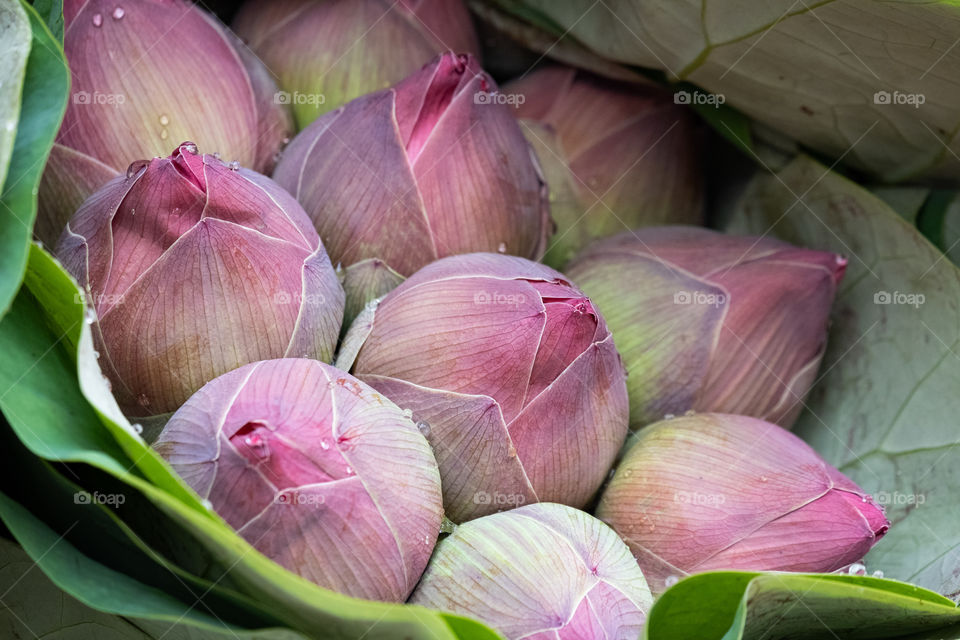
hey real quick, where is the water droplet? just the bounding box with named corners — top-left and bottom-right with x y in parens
top-left (172, 207), bottom-right (181, 216)
top-left (92, 13), bottom-right (103, 27)
top-left (402, 408), bottom-right (413, 420)
top-left (848, 562), bottom-right (866, 576)
top-left (663, 413), bottom-right (676, 420)
top-left (416, 421), bottom-right (431, 437)
top-left (760, 476), bottom-right (768, 483)
top-left (872, 569), bottom-right (884, 578)
top-left (126, 159), bottom-right (149, 178)
top-left (160, 128), bottom-right (169, 140)
top-left (282, 136), bottom-right (291, 145)
top-left (137, 393), bottom-right (150, 408)
top-left (319, 438), bottom-right (330, 450)
top-left (201, 499), bottom-right (213, 510)
top-left (507, 444), bottom-right (517, 459)
top-left (112, 6), bottom-right (125, 20)
top-left (84, 311), bottom-right (96, 325)
top-left (213, 151), bottom-right (221, 160)
top-left (345, 465), bottom-right (354, 476)
top-left (496, 242), bottom-right (507, 254)
top-left (129, 208), bottom-right (136, 216)
top-left (664, 575), bottom-right (680, 588)
top-left (131, 422), bottom-right (143, 434)
top-left (93, 350), bottom-right (101, 359)
top-left (181, 142), bottom-right (198, 154)
top-left (159, 114), bottom-right (169, 126)
top-left (227, 161), bottom-right (240, 171)
top-left (335, 262), bottom-right (343, 273)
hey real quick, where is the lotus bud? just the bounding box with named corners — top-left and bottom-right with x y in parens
top-left (56, 142), bottom-right (344, 420)
top-left (154, 359), bottom-right (443, 601)
top-left (340, 253), bottom-right (628, 522)
top-left (274, 53), bottom-right (552, 317)
top-left (233, 0), bottom-right (480, 129)
top-left (596, 413), bottom-right (889, 593)
top-left (410, 503), bottom-right (652, 638)
top-left (506, 67), bottom-right (704, 268)
top-left (567, 227), bottom-right (845, 429)
top-left (39, 0), bottom-right (294, 246)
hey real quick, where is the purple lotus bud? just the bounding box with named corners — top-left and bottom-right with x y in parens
top-left (506, 67), bottom-right (704, 268)
top-left (274, 53), bottom-right (553, 319)
top-left (233, 0), bottom-right (480, 129)
top-left (410, 503), bottom-right (652, 638)
top-left (154, 359), bottom-right (443, 601)
top-left (39, 0), bottom-right (294, 246)
top-left (56, 142), bottom-right (344, 419)
top-left (596, 413), bottom-right (889, 593)
top-left (340, 253), bottom-right (628, 522)
top-left (567, 227), bottom-right (846, 429)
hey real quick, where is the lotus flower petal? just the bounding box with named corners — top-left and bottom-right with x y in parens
top-left (506, 66), bottom-right (703, 268)
top-left (233, 0), bottom-right (479, 128)
top-left (410, 503), bottom-right (652, 639)
top-left (596, 413), bottom-right (889, 593)
top-left (568, 226), bottom-right (844, 429)
top-left (57, 143), bottom-right (343, 418)
top-left (274, 53), bottom-right (552, 312)
top-left (347, 253), bottom-right (628, 521)
top-left (43, 0), bottom-right (292, 245)
top-left (155, 359), bottom-right (443, 601)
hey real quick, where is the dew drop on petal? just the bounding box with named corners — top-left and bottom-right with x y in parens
top-left (160, 129), bottom-right (169, 140)
top-left (872, 569), bottom-right (884, 578)
top-left (847, 563), bottom-right (867, 576)
top-left (182, 142), bottom-right (198, 154)
top-left (112, 6), bottom-right (124, 20)
top-left (760, 476), bottom-right (768, 483)
top-left (402, 408), bottom-right (413, 420)
top-left (159, 114), bottom-right (169, 126)
top-left (416, 421), bottom-right (431, 437)
top-left (227, 161), bottom-right (240, 171)
top-left (92, 13), bottom-right (103, 26)
top-left (345, 465), bottom-right (354, 476)
top-left (664, 575), bottom-right (680, 588)
top-left (663, 413), bottom-right (675, 420)
top-left (126, 159), bottom-right (149, 178)
top-left (93, 350), bottom-right (100, 359)
top-left (131, 422), bottom-right (143, 434)
top-left (497, 242), bottom-right (507, 254)
top-left (201, 499), bottom-right (213, 510)
top-left (319, 438), bottom-right (330, 450)
top-left (213, 151), bottom-right (221, 160)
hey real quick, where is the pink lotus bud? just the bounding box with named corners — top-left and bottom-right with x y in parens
top-left (596, 413), bottom-right (889, 593)
top-left (39, 0), bottom-right (293, 246)
top-left (341, 253), bottom-right (628, 522)
top-left (273, 53), bottom-right (553, 318)
top-left (567, 227), bottom-right (846, 429)
top-left (410, 503), bottom-right (652, 639)
top-left (155, 359), bottom-right (443, 601)
top-left (56, 142), bottom-right (344, 419)
top-left (506, 67), bottom-right (704, 268)
top-left (233, 0), bottom-right (480, 129)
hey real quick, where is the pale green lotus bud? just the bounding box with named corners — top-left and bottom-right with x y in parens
top-left (411, 503), bottom-right (653, 639)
